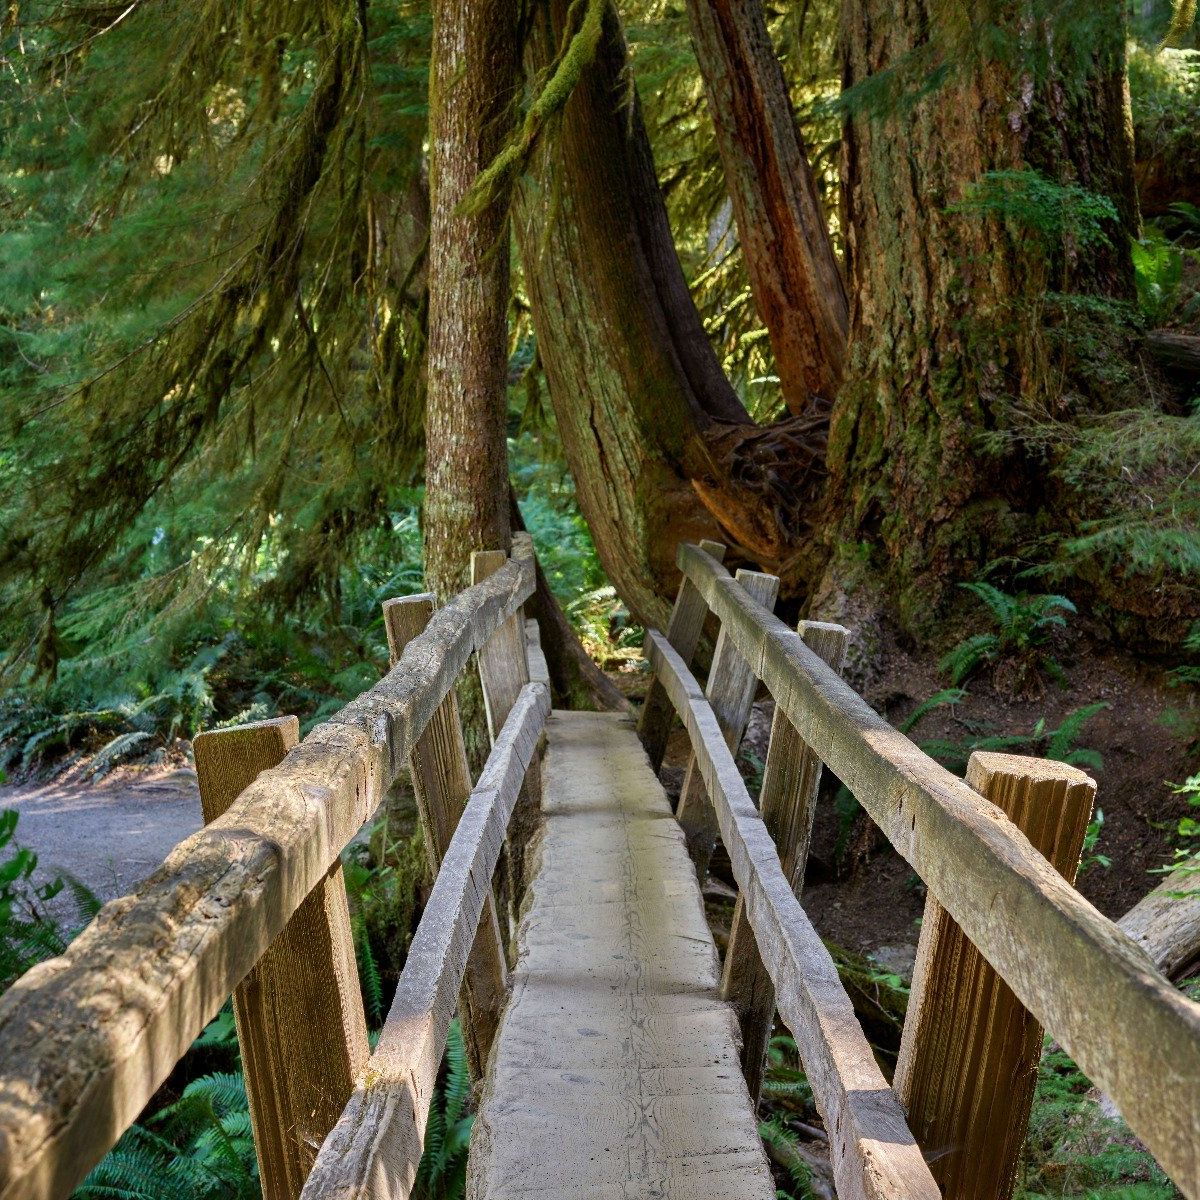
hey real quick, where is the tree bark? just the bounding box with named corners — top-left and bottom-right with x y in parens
top-left (828, 0), bottom-right (1139, 627)
top-left (685, 0), bottom-right (848, 414)
top-left (422, 0), bottom-right (519, 603)
top-left (515, 1), bottom-right (826, 628)
top-left (423, 0), bottom-right (520, 772)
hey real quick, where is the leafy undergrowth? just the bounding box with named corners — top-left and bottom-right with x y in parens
top-left (759, 1024), bottom-right (1180, 1200)
top-left (0, 803), bottom-right (468, 1200)
top-left (0, 432), bottom-right (631, 783)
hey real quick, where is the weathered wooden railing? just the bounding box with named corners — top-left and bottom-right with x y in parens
top-left (641, 541), bottom-right (1200, 1200)
top-left (0, 536), bottom-right (547, 1200)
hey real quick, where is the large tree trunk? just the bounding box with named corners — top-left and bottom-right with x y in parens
top-left (422, 0), bottom-right (519, 604)
top-left (685, 0), bottom-right (847, 414)
top-left (423, 0), bottom-right (520, 774)
top-left (515, 1), bottom-right (826, 628)
top-left (828, 0), bottom-right (1138, 628)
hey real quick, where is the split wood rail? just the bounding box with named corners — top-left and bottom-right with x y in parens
top-left (0, 534), bottom-right (1197, 1200)
top-left (640, 541), bottom-right (1200, 1200)
top-left (0, 536), bottom-right (547, 1200)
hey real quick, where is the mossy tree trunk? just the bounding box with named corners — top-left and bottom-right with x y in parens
top-left (515, 0), bottom-right (827, 629)
top-left (423, 0), bottom-right (519, 604)
top-left (685, 0), bottom-right (847, 414)
top-left (423, 0), bottom-right (519, 763)
top-left (827, 0), bottom-right (1138, 627)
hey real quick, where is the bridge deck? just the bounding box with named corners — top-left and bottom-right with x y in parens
top-left (467, 711), bottom-right (774, 1200)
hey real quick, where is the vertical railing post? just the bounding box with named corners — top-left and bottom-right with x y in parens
top-left (637, 539), bottom-right (727, 772)
top-left (470, 545), bottom-right (542, 942)
top-left (721, 620), bottom-right (849, 1103)
top-left (383, 594), bottom-right (509, 1078)
top-left (894, 751), bottom-right (1097, 1200)
top-left (676, 568), bottom-right (779, 880)
top-left (193, 717), bottom-right (369, 1200)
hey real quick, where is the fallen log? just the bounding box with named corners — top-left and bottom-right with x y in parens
top-left (1145, 330), bottom-right (1200, 376)
top-left (1118, 854), bottom-right (1200, 979)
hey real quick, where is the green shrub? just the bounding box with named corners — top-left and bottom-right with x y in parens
top-left (939, 581), bottom-right (1075, 686)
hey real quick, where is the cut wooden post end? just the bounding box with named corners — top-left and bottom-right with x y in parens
top-left (193, 716), bottom-right (369, 1200)
top-left (721, 620), bottom-right (849, 1103)
top-left (676, 567), bottom-right (779, 880)
top-left (638, 539), bottom-right (726, 771)
top-left (382, 593), bottom-right (509, 1078)
top-left (894, 751), bottom-right (1097, 1200)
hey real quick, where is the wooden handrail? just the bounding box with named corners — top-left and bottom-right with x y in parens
top-left (0, 553), bottom-right (535, 1200)
top-left (645, 631), bottom-right (938, 1200)
top-left (301, 681), bottom-right (550, 1199)
top-left (675, 542), bottom-right (1200, 1197)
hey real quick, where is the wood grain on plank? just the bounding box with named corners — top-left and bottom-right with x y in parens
top-left (677, 541), bottom-right (1200, 1197)
top-left (471, 548), bottom-right (540, 934)
top-left (0, 556), bottom-right (534, 1200)
top-left (384, 595), bottom-right (509, 1080)
top-left (646, 631), bottom-right (938, 1200)
top-left (194, 716), bottom-right (369, 1200)
top-left (721, 621), bottom-right (848, 1103)
top-left (1118, 852), bottom-right (1200, 978)
top-left (895, 752), bottom-right (1096, 1200)
top-left (637, 539), bottom-right (726, 771)
top-left (676, 569), bottom-right (779, 880)
top-left (302, 682), bottom-right (549, 1199)
top-left (467, 710), bottom-right (774, 1200)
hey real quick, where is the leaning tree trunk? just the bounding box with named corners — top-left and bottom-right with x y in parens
top-left (827, 0), bottom-right (1138, 629)
top-left (423, 0), bottom-right (519, 761)
top-left (515, 0), bottom-right (827, 628)
top-left (685, 0), bottom-right (847, 414)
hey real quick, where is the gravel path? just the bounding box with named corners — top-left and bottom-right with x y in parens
top-left (1, 768), bottom-right (203, 915)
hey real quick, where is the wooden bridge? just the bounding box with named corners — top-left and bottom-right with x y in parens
top-left (0, 534), bottom-right (1198, 1200)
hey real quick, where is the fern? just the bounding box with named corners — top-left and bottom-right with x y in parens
top-left (353, 911), bottom-right (385, 1027)
top-left (415, 1019), bottom-right (474, 1200)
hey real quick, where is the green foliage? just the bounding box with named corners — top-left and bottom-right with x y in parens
top-left (1129, 46), bottom-right (1200, 205)
top-left (939, 582), bottom-right (1075, 685)
top-left (1017, 1048), bottom-right (1176, 1198)
top-left (0, 809), bottom-right (98, 990)
top-left (758, 1116), bottom-right (817, 1200)
top-left (76, 1073), bottom-right (259, 1200)
top-left (949, 171), bottom-right (1120, 289)
top-left (1079, 808), bottom-right (1112, 874)
top-left (918, 703), bottom-right (1108, 777)
top-left (414, 1019), bottom-right (473, 1200)
top-left (1131, 228), bottom-right (1185, 323)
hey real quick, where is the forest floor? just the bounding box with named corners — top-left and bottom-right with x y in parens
top-left (655, 622), bottom-right (1197, 981)
top-left (4, 623), bottom-right (1194, 968)
top-left (0, 764), bottom-right (201, 915)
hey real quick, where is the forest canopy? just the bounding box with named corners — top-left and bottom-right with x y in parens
top-left (0, 0), bottom-right (1198, 751)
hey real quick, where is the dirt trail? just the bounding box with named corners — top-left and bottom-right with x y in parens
top-left (1, 767), bottom-right (202, 915)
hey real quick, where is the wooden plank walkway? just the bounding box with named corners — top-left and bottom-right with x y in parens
top-left (467, 711), bottom-right (774, 1200)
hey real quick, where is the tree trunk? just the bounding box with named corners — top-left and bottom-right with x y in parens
top-left (423, 0), bottom-right (520, 769)
top-left (422, 0), bottom-right (519, 604)
top-left (515, 0), bottom-right (826, 628)
top-left (685, 0), bottom-right (847, 414)
top-left (828, 0), bottom-right (1138, 627)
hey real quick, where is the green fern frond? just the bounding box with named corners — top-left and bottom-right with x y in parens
top-left (899, 687), bottom-right (967, 733)
top-left (1046, 702), bottom-right (1110, 764)
top-left (939, 633), bottom-right (998, 684)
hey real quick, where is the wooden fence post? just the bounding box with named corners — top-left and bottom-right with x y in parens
top-left (470, 547), bottom-right (542, 945)
top-left (193, 716), bottom-right (369, 1200)
top-left (383, 595), bottom-right (510, 1078)
top-left (894, 751), bottom-right (1097, 1200)
top-left (721, 620), bottom-right (849, 1103)
top-left (676, 568), bottom-right (779, 880)
top-left (637, 538), bottom-right (727, 771)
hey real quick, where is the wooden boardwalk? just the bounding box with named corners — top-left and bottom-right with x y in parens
top-left (3, 537), bottom-right (1198, 1200)
top-left (467, 712), bottom-right (773, 1200)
